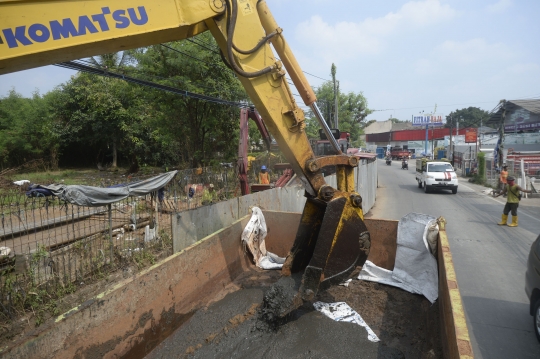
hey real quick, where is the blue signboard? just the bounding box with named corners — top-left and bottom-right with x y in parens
top-left (412, 115), bottom-right (444, 126)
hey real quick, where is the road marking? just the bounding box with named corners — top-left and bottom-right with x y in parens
top-left (459, 183), bottom-right (540, 223)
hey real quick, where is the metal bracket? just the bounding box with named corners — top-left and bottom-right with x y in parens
top-left (209, 0), bottom-right (226, 13)
top-left (306, 155), bottom-right (358, 173)
top-left (283, 107), bottom-right (305, 132)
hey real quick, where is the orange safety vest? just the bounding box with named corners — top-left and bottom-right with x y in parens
top-left (259, 172), bottom-right (270, 184)
top-left (500, 170), bottom-right (508, 184)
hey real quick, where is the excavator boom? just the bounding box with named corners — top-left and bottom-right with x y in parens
top-left (0, 0), bottom-right (371, 314)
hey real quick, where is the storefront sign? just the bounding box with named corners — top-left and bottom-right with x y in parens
top-left (412, 115), bottom-right (444, 126)
top-left (465, 128), bottom-right (477, 143)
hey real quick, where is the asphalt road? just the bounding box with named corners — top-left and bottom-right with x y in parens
top-left (368, 159), bottom-right (540, 359)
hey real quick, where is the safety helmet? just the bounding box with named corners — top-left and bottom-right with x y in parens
top-left (261, 165), bottom-right (267, 170)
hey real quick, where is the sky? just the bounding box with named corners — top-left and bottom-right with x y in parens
top-left (1, 0), bottom-right (539, 124)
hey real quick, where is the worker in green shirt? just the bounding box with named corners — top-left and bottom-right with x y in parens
top-left (495, 176), bottom-right (532, 227)
top-left (202, 184), bottom-right (216, 205)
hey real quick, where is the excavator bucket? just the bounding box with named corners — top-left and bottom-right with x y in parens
top-left (275, 193), bottom-right (370, 317)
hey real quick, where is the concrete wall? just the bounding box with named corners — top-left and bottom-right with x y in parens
top-left (172, 186), bottom-right (306, 253)
top-left (2, 212), bottom-right (472, 359)
top-left (173, 158), bottom-right (378, 253)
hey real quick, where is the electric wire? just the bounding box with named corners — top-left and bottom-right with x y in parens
top-left (78, 58), bottom-right (234, 95)
top-left (55, 60), bottom-right (248, 108)
top-left (160, 44), bottom-right (217, 68)
top-left (186, 39), bottom-right (220, 55)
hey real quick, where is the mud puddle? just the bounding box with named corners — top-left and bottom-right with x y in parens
top-left (145, 268), bottom-right (441, 359)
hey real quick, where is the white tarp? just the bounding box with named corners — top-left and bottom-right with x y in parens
top-left (241, 207), bottom-right (285, 270)
top-left (358, 213), bottom-right (439, 303)
top-left (313, 302), bottom-right (380, 342)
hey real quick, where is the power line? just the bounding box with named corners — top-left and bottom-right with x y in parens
top-left (160, 44), bottom-right (218, 68)
top-left (55, 60), bottom-right (248, 108)
top-left (186, 38), bottom-right (220, 54)
top-left (78, 58), bottom-right (233, 94)
top-left (303, 71), bottom-right (329, 82)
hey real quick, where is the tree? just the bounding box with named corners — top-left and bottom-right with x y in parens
top-left (87, 52), bottom-right (130, 70)
top-left (389, 118), bottom-right (407, 123)
top-left (307, 80), bottom-right (372, 146)
top-left (0, 90), bottom-right (56, 169)
top-left (129, 33), bottom-right (247, 167)
top-left (48, 72), bottom-right (140, 169)
top-left (446, 107), bottom-right (490, 129)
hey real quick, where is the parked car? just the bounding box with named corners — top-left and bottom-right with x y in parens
top-left (526, 233), bottom-right (540, 343)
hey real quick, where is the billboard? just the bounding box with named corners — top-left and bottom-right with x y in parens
top-left (504, 107), bottom-right (540, 131)
top-left (412, 115), bottom-right (444, 126)
top-left (465, 128), bottom-right (477, 143)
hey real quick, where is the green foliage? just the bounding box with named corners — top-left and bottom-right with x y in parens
top-left (132, 250), bottom-right (155, 269)
top-left (446, 107), bottom-right (491, 129)
top-left (477, 152), bottom-right (486, 179)
top-left (0, 90), bottom-right (57, 169)
top-left (3, 33), bottom-right (247, 170)
top-left (469, 152), bottom-right (490, 186)
top-left (306, 77), bottom-right (372, 147)
top-left (128, 34), bottom-right (247, 167)
top-left (1, 245), bottom-right (77, 326)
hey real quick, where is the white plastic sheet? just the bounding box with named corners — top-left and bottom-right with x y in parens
top-left (241, 207), bottom-right (285, 270)
top-left (313, 302), bottom-right (380, 342)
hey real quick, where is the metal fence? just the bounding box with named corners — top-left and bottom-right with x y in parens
top-left (460, 156), bottom-right (538, 191)
top-left (454, 151), bottom-right (478, 177)
top-left (485, 157), bottom-right (498, 188)
top-left (0, 157), bottom-right (378, 323)
top-left (0, 164), bottom-right (249, 322)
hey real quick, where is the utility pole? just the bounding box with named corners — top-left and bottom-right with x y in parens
top-left (448, 115), bottom-right (453, 161)
top-left (331, 63), bottom-right (338, 129)
top-left (479, 119), bottom-right (482, 149)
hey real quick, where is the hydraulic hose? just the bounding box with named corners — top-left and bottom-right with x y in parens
top-left (224, 0), bottom-right (276, 78)
top-left (233, 31), bottom-right (277, 55)
top-left (224, 6), bottom-right (278, 56)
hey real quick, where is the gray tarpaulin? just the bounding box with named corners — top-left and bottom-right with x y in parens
top-left (41, 171), bottom-right (177, 207)
top-left (359, 213), bottom-right (439, 303)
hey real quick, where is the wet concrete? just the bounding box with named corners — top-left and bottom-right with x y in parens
top-left (259, 274), bottom-right (303, 324)
top-left (145, 269), bottom-right (424, 359)
top-left (146, 289), bottom-right (385, 359)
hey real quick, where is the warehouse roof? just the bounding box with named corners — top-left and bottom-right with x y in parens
top-left (486, 99), bottom-right (540, 125)
top-left (364, 120), bottom-right (414, 134)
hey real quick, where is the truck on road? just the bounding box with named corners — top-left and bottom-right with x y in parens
top-left (391, 147), bottom-right (411, 160)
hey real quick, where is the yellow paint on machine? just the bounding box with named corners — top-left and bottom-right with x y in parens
top-left (238, 0), bottom-right (255, 15)
top-left (0, 0), bottom-right (217, 72)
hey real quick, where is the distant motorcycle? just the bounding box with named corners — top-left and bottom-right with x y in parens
top-left (401, 160), bottom-right (408, 170)
top-left (385, 157), bottom-right (392, 166)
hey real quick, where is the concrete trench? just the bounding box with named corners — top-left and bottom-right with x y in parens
top-left (2, 210), bottom-right (471, 359)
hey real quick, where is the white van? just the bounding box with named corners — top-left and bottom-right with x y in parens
top-left (416, 160), bottom-right (458, 194)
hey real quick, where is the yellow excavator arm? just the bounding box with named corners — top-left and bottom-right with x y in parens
top-left (0, 0), bottom-right (370, 313)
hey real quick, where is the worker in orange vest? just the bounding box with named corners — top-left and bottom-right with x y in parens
top-left (258, 165), bottom-right (270, 184)
top-left (499, 164), bottom-right (508, 191)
